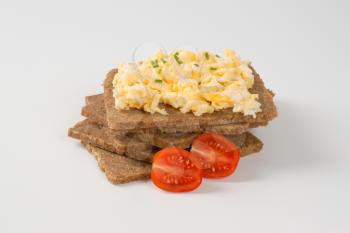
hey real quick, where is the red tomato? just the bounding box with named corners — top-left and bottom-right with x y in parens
top-left (151, 148), bottom-right (202, 192)
top-left (190, 132), bottom-right (240, 178)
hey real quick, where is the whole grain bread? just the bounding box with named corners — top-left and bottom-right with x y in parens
top-left (240, 133), bottom-right (263, 156)
top-left (69, 120), bottom-right (261, 162)
top-left (69, 119), bottom-right (155, 162)
top-left (81, 131), bottom-right (263, 184)
top-left (82, 142), bottom-right (151, 184)
top-left (137, 132), bottom-right (199, 149)
top-left (103, 66), bottom-right (277, 131)
top-left (82, 94), bottom-right (252, 135)
top-left (82, 94), bottom-right (268, 148)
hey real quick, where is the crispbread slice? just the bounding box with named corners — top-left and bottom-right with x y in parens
top-left (103, 66), bottom-right (277, 131)
top-left (137, 132), bottom-right (199, 149)
top-left (82, 94), bottom-right (268, 148)
top-left (81, 132), bottom-right (263, 184)
top-left (82, 94), bottom-right (259, 148)
top-left (82, 94), bottom-right (251, 135)
top-left (82, 142), bottom-right (151, 184)
top-left (69, 120), bottom-right (261, 163)
top-left (72, 117), bottom-right (247, 151)
top-left (240, 133), bottom-right (263, 155)
top-left (69, 120), bottom-right (155, 162)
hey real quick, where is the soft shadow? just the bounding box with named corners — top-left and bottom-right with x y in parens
top-left (131, 180), bottom-right (220, 194)
top-left (218, 100), bottom-right (326, 183)
top-left (217, 154), bottom-right (261, 183)
top-left (194, 181), bottom-right (222, 194)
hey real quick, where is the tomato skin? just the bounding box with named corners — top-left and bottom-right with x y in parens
top-left (190, 132), bottom-right (240, 179)
top-left (151, 148), bottom-right (202, 192)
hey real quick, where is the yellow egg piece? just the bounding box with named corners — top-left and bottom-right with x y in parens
top-left (112, 48), bottom-right (261, 117)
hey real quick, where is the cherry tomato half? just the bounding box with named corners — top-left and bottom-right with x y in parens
top-left (190, 132), bottom-right (240, 178)
top-left (151, 148), bottom-right (202, 192)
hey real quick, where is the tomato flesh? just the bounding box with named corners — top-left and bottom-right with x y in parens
top-left (151, 148), bottom-right (202, 192)
top-left (190, 132), bottom-right (240, 178)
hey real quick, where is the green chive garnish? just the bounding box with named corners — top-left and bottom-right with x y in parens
top-left (154, 79), bottom-right (162, 83)
top-left (194, 63), bottom-right (199, 67)
top-left (205, 52), bottom-right (209, 60)
top-left (161, 58), bottom-right (167, 64)
top-left (209, 67), bottom-right (217, 70)
top-left (174, 52), bottom-right (183, 65)
top-left (151, 59), bottom-right (159, 68)
top-left (215, 54), bottom-right (221, 58)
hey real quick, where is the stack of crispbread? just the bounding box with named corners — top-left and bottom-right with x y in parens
top-left (68, 67), bottom-right (277, 184)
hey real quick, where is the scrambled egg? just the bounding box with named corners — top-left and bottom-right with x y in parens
top-left (112, 49), bottom-right (261, 117)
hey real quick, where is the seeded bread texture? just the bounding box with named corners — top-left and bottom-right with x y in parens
top-left (82, 142), bottom-right (151, 184)
top-left (69, 120), bottom-right (261, 163)
top-left (103, 66), bottom-right (277, 131)
top-left (81, 131), bottom-right (263, 184)
top-left (69, 119), bottom-right (155, 162)
top-left (82, 94), bottom-right (268, 148)
top-left (82, 94), bottom-right (251, 135)
top-left (240, 133), bottom-right (263, 155)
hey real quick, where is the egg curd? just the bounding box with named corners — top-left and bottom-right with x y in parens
top-left (112, 49), bottom-right (261, 117)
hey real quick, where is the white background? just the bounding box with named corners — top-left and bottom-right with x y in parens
top-left (1, 0), bottom-right (349, 232)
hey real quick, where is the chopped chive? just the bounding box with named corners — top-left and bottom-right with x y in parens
top-left (151, 59), bottom-right (159, 68)
top-left (194, 63), bottom-right (199, 67)
top-left (161, 58), bottom-right (167, 64)
top-left (174, 52), bottom-right (183, 65)
top-left (205, 52), bottom-right (209, 60)
top-left (209, 67), bottom-right (217, 70)
top-left (157, 69), bottom-right (162, 74)
top-left (215, 54), bottom-right (221, 58)
top-left (154, 79), bottom-right (162, 83)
